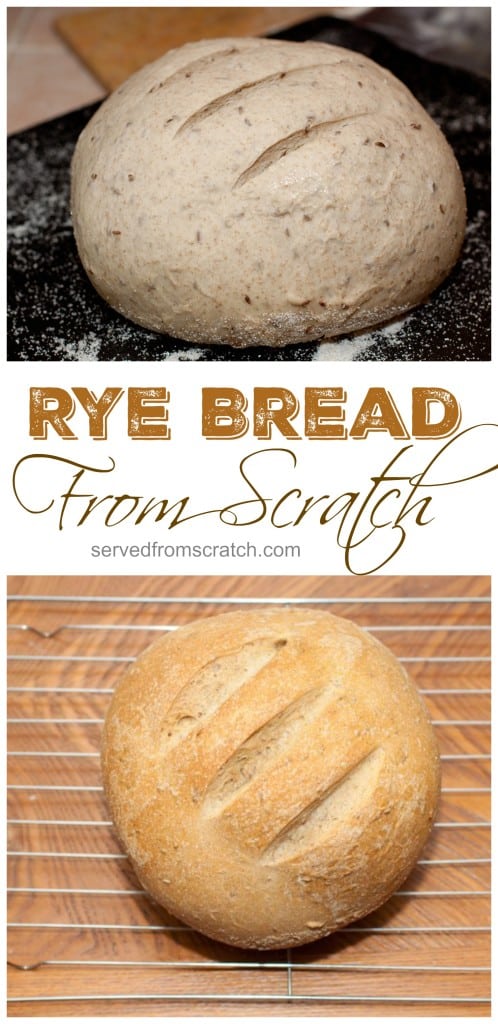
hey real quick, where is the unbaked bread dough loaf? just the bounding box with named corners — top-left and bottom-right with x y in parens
top-left (71, 37), bottom-right (466, 348)
top-left (102, 608), bottom-right (440, 948)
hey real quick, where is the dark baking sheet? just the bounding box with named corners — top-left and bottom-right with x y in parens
top-left (7, 15), bottom-right (490, 362)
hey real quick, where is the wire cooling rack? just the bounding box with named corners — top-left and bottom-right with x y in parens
top-left (7, 588), bottom-right (491, 1016)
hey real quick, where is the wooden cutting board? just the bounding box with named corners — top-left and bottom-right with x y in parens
top-left (56, 7), bottom-right (328, 90)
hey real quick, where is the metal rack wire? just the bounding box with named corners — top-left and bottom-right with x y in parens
top-left (7, 590), bottom-right (491, 1014)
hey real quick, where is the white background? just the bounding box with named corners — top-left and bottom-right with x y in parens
top-left (4, 359), bottom-right (497, 577)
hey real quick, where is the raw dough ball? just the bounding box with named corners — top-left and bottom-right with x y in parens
top-left (71, 37), bottom-right (466, 347)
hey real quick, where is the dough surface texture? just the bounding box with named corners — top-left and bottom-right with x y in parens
top-left (71, 37), bottom-right (466, 348)
top-left (102, 608), bottom-right (440, 949)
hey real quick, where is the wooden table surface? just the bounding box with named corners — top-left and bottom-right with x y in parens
top-left (7, 575), bottom-right (490, 1016)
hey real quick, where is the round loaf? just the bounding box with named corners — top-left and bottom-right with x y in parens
top-left (102, 608), bottom-right (440, 948)
top-left (71, 37), bottom-right (466, 348)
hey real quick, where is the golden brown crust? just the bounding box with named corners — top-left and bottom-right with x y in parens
top-left (102, 608), bottom-right (440, 948)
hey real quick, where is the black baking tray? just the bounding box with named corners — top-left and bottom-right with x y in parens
top-left (7, 15), bottom-right (490, 362)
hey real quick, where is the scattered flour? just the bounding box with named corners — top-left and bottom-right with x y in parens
top-left (51, 333), bottom-right (103, 361)
top-left (314, 314), bottom-right (413, 361)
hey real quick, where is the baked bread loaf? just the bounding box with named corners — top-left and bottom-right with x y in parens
top-left (102, 608), bottom-right (440, 948)
top-left (71, 37), bottom-right (466, 348)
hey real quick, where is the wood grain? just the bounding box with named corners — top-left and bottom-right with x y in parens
top-left (55, 7), bottom-right (328, 91)
top-left (7, 575), bottom-right (490, 1016)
